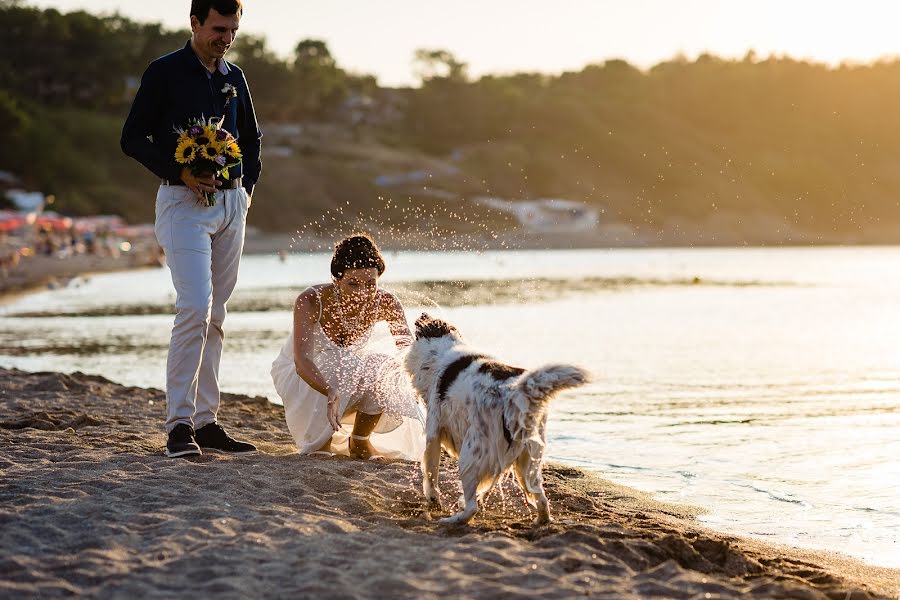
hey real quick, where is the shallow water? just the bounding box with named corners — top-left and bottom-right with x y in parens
top-left (2, 247), bottom-right (898, 568)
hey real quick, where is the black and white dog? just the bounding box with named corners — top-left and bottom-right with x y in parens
top-left (405, 313), bottom-right (590, 525)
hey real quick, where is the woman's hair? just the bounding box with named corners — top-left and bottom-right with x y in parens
top-left (191, 0), bottom-right (242, 24)
top-left (330, 234), bottom-right (386, 280)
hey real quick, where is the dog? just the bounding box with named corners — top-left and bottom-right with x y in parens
top-left (404, 313), bottom-right (590, 525)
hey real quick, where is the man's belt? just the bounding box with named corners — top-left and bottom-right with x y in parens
top-left (161, 177), bottom-right (242, 190)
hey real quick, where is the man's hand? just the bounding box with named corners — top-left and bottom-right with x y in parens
top-left (180, 167), bottom-right (219, 202)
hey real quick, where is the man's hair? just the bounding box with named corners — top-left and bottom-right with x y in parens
top-left (331, 234), bottom-right (386, 280)
top-left (191, 0), bottom-right (243, 24)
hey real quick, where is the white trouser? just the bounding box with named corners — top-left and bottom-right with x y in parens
top-left (154, 184), bottom-right (249, 433)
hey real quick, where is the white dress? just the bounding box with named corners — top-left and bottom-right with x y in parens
top-left (270, 294), bottom-right (426, 461)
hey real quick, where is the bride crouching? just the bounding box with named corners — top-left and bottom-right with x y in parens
top-left (271, 234), bottom-right (425, 460)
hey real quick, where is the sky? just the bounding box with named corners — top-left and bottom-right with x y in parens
top-left (27, 0), bottom-right (900, 86)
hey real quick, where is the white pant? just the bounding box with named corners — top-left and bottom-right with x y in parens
top-left (154, 184), bottom-right (249, 433)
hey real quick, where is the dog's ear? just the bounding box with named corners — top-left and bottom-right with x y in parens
top-left (414, 314), bottom-right (431, 339)
top-left (415, 315), bottom-right (459, 340)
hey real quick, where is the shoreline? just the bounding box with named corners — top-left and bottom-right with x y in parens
top-left (0, 253), bottom-right (160, 301)
top-left (6, 235), bottom-right (900, 304)
top-left (0, 367), bottom-right (896, 598)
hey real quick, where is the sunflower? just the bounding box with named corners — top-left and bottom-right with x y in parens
top-left (203, 124), bottom-right (219, 142)
top-left (225, 140), bottom-right (242, 159)
top-left (175, 138), bottom-right (198, 164)
top-left (210, 139), bottom-right (228, 156)
top-left (200, 143), bottom-right (221, 160)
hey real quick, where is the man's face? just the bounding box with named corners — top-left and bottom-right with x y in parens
top-left (191, 7), bottom-right (240, 62)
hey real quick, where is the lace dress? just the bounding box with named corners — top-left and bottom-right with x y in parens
top-left (270, 291), bottom-right (425, 460)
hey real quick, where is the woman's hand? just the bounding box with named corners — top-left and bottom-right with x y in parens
top-left (326, 387), bottom-right (341, 432)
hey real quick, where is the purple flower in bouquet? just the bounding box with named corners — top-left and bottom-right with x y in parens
top-left (188, 125), bottom-right (203, 138)
top-left (215, 129), bottom-right (228, 142)
top-left (214, 154), bottom-right (227, 167)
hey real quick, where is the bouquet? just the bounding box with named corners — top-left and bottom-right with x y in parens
top-left (173, 84), bottom-right (242, 207)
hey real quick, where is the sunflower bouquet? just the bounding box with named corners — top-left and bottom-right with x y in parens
top-left (173, 114), bottom-right (242, 207)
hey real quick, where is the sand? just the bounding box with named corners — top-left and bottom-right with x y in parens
top-left (0, 254), bottom-right (155, 298)
top-left (0, 367), bottom-right (897, 599)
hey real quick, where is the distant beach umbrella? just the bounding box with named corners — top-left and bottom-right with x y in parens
top-left (0, 210), bottom-right (26, 231)
top-left (34, 213), bottom-right (73, 231)
top-left (113, 224), bottom-right (155, 238)
top-left (73, 215), bottom-right (125, 233)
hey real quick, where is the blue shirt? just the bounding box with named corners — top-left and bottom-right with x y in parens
top-left (121, 40), bottom-right (262, 195)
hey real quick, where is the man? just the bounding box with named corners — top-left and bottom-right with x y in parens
top-left (121, 0), bottom-right (262, 457)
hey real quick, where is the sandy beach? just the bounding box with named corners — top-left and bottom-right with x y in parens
top-left (0, 254), bottom-right (158, 299)
top-left (0, 368), bottom-right (897, 599)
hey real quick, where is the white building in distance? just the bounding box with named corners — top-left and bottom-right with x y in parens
top-left (475, 196), bottom-right (599, 232)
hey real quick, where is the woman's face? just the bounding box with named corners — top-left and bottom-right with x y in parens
top-left (335, 267), bottom-right (379, 305)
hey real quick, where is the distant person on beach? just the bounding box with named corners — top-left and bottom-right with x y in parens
top-left (0, 248), bottom-right (19, 279)
top-left (120, 0), bottom-right (263, 458)
top-left (270, 234), bottom-right (425, 461)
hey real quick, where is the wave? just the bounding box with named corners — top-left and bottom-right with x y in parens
top-left (742, 484), bottom-right (814, 508)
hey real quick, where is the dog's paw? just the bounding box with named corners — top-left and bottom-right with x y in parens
top-left (439, 513), bottom-right (472, 526)
top-left (425, 495), bottom-right (443, 511)
top-left (532, 514), bottom-right (552, 527)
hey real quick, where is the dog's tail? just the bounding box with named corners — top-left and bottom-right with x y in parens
top-left (502, 365), bottom-right (590, 456)
top-left (517, 364), bottom-right (590, 404)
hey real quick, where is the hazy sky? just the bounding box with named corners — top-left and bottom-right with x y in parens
top-left (28, 0), bottom-right (900, 86)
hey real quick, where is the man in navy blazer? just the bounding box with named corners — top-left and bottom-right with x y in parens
top-left (121, 0), bottom-right (262, 458)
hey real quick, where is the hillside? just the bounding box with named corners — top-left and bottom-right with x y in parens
top-left (3, 3), bottom-right (900, 245)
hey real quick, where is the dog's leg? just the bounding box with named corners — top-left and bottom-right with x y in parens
top-left (524, 415), bottom-right (551, 525)
top-left (421, 434), bottom-right (443, 509)
top-left (523, 454), bottom-right (551, 525)
top-left (514, 452), bottom-right (538, 511)
top-left (440, 474), bottom-right (478, 525)
top-left (439, 445), bottom-right (480, 525)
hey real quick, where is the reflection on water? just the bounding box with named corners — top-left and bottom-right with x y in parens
top-left (1, 247), bottom-right (899, 568)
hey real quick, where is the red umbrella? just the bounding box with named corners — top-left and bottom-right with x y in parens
top-left (113, 224), bottom-right (156, 238)
top-left (0, 211), bottom-right (26, 232)
top-left (34, 213), bottom-right (73, 231)
top-left (73, 215), bottom-right (125, 233)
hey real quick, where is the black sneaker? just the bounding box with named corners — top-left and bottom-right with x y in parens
top-left (195, 423), bottom-right (257, 454)
top-left (166, 423), bottom-right (202, 458)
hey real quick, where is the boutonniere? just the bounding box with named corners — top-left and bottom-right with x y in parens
top-left (221, 83), bottom-right (238, 106)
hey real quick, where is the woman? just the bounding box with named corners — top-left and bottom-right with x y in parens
top-left (271, 234), bottom-right (425, 460)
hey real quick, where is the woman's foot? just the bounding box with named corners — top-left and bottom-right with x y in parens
top-left (307, 440), bottom-right (334, 458)
top-left (348, 435), bottom-right (385, 461)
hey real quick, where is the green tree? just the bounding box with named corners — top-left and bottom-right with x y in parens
top-left (413, 49), bottom-right (468, 83)
top-left (290, 39), bottom-right (348, 119)
top-left (229, 33), bottom-right (294, 120)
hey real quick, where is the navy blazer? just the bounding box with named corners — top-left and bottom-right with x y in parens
top-left (121, 41), bottom-right (262, 195)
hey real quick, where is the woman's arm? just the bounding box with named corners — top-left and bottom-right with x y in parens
top-left (293, 288), bottom-right (341, 431)
top-left (293, 289), bottom-right (332, 396)
top-left (380, 291), bottom-right (413, 349)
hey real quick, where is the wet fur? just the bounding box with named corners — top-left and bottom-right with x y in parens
top-left (404, 313), bottom-right (590, 525)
